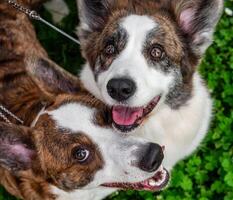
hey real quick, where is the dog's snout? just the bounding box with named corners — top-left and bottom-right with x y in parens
top-left (139, 143), bottom-right (164, 173)
top-left (107, 78), bottom-right (136, 101)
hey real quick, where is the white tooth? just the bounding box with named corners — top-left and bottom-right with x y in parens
top-left (161, 171), bottom-right (166, 182)
top-left (161, 168), bottom-right (166, 175)
top-left (148, 179), bottom-right (157, 187)
top-left (149, 167), bottom-right (167, 187)
top-left (157, 181), bottom-right (162, 186)
top-left (158, 165), bottom-right (163, 171)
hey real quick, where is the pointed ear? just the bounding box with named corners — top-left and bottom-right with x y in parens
top-left (171, 0), bottom-right (223, 55)
top-left (0, 123), bottom-right (36, 172)
top-left (77, 0), bottom-right (114, 39)
top-left (26, 57), bottom-right (82, 97)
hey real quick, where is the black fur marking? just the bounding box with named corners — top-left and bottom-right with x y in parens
top-left (165, 69), bottom-right (192, 109)
top-left (94, 27), bottom-right (128, 80)
top-left (144, 53), bottom-right (192, 109)
top-left (80, 0), bottom-right (114, 31)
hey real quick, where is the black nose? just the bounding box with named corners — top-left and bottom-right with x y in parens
top-left (107, 78), bottom-right (136, 101)
top-left (139, 143), bottom-right (164, 173)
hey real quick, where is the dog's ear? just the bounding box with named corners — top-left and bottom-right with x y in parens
top-left (77, 0), bottom-right (115, 36)
top-left (0, 122), bottom-right (36, 172)
top-left (170, 0), bottom-right (223, 55)
top-left (26, 57), bottom-right (82, 97)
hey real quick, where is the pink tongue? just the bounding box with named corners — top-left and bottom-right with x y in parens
top-left (112, 106), bottom-right (143, 126)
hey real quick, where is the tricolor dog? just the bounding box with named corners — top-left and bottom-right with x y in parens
top-left (0, 1), bottom-right (169, 200)
top-left (77, 0), bottom-right (223, 169)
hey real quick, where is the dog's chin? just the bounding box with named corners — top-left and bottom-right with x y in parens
top-left (101, 167), bottom-right (169, 191)
top-left (113, 122), bottom-right (140, 133)
top-left (111, 95), bottom-right (161, 133)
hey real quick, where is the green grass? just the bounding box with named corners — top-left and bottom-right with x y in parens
top-left (1, 0), bottom-right (233, 199)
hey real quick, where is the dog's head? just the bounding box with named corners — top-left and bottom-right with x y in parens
top-left (0, 57), bottom-right (169, 192)
top-left (78, 0), bottom-right (223, 132)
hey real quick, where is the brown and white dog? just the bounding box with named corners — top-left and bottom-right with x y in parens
top-left (77, 0), bottom-right (223, 170)
top-left (0, 1), bottom-right (169, 200)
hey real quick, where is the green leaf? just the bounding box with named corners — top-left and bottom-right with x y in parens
top-left (224, 172), bottom-right (233, 187)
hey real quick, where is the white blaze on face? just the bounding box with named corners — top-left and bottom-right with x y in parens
top-left (97, 15), bottom-right (174, 107)
top-left (47, 103), bottom-right (156, 188)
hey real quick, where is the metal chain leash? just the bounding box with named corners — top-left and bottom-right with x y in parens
top-left (7, 0), bottom-right (40, 19)
top-left (0, 111), bottom-right (12, 124)
top-left (7, 0), bottom-right (80, 45)
top-left (0, 105), bottom-right (24, 125)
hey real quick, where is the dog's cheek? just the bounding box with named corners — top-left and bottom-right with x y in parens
top-left (165, 65), bottom-right (193, 109)
top-left (180, 52), bottom-right (199, 84)
top-left (52, 171), bottom-right (90, 191)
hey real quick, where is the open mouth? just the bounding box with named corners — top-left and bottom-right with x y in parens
top-left (112, 96), bottom-right (161, 132)
top-left (101, 167), bottom-right (169, 191)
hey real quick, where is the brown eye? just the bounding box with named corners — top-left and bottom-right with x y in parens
top-left (104, 44), bottom-right (115, 55)
top-left (150, 45), bottom-right (164, 60)
top-left (73, 147), bottom-right (90, 163)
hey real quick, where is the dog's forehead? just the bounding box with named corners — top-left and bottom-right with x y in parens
top-left (113, 14), bottom-right (182, 63)
top-left (48, 102), bottom-right (95, 133)
top-left (44, 101), bottom-right (112, 143)
top-left (121, 15), bottom-right (157, 39)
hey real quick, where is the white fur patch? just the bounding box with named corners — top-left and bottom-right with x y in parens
top-left (52, 186), bottom-right (116, 200)
top-left (121, 15), bottom-right (156, 52)
top-left (80, 63), bottom-right (103, 102)
top-left (48, 103), bottom-right (94, 133)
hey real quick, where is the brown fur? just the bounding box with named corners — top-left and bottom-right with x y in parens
top-left (0, 0), bottom-right (85, 126)
top-left (0, 1), bottom-right (108, 199)
top-left (0, 0), bottom-right (48, 126)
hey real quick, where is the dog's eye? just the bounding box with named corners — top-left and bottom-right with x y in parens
top-left (150, 45), bottom-right (164, 60)
top-left (104, 44), bottom-right (115, 55)
top-left (73, 147), bottom-right (90, 162)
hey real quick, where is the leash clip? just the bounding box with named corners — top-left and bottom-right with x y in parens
top-left (29, 10), bottom-right (40, 20)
